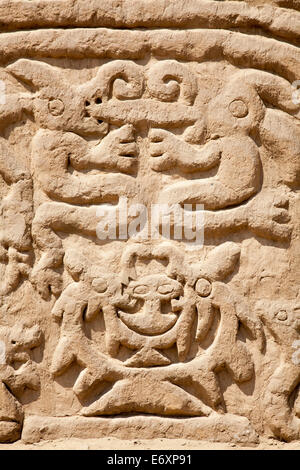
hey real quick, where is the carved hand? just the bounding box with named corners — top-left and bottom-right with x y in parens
top-left (90, 124), bottom-right (138, 174)
top-left (246, 188), bottom-right (292, 241)
top-left (149, 128), bottom-right (220, 172)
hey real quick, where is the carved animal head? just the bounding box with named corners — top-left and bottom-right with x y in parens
top-left (188, 242), bottom-right (241, 296)
top-left (0, 323), bottom-right (42, 364)
top-left (206, 70), bottom-right (300, 140)
top-left (256, 298), bottom-right (300, 344)
top-left (7, 59), bottom-right (144, 137)
top-left (63, 249), bottom-right (123, 302)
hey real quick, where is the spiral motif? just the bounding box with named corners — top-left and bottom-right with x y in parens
top-left (98, 60), bottom-right (144, 100)
top-left (147, 60), bottom-right (197, 105)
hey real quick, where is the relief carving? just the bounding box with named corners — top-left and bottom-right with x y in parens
top-left (49, 242), bottom-right (263, 419)
top-left (0, 324), bottom-right (42, 442)
top-left (256, 299), bottom-right (300, 440)
top-left (0, 0), bottom-right (299, 445)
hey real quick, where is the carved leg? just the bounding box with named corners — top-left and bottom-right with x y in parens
top-left (0, 248), bottom-right (30, 295)
top-left (172, 188), bottom-right (291, 241)
top-left (167, 361), bottom-right (224, 412)
top-left (51, 301), bottom-right (124, 384)
top-left (31, 202), bottom-right (99, 299)
top-left (0, 179), bottom-right (33, 251)
top-left (158, 179), bottom-right (255, 211)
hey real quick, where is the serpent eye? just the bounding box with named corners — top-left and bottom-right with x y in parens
top-left (92, 278), bottom-right (107, 293)
top-left (48, 99), bottom-right (65, 116)
top-left (195, 278), bottom-right (212, 297)
top-left (275, 310), bottom-right (288, 322)
top-left (158, 284), bottom-right (174, 295)
top-left (229, 99), bottom-right (248, 118)
top-left (133, 285), bottom-right (149, 296)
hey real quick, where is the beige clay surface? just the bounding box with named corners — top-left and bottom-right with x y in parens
top-left (0, 0), bottom-right (299, 449)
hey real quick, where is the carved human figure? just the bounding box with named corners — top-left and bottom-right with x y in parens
top-left (82, 243), bottom-right (262, 416)
top-left (149, 68), bottom-right (299, 208)
top-left (256, 298), bottom-right (300, 441)
top-left (30, 125), bottom-right (138, 299)
top-left (148, 66), bottom-right (298, 240)
top-left (7, 59), bottom-right (144, 299)
top-left (50, 246), bottom-right (211, 416)
top-left (51, 250), bottom-right (207, 417)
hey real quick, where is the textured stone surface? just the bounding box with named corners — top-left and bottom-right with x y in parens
top-left (0, 0), bottom-right (299, 445)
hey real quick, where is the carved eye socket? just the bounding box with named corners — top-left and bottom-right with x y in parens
top-left (229, 99), bottom-right (249, 118)
top-left (195, 278), bottom-right (212, 297)
top-left (275, 310), bottom-right (288, 321)
top-left (133, 285), bottom-right (149, 295)
top-left (158, 284), bottom-right (174, 295)
top-left (48, 99), bottom-right (65, 116)
top-left (92, 278), bottom-right (108, 293)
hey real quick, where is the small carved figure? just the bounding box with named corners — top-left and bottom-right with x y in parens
top-left (256, 298), bottom-right (300, 441)
top-left (0, 323), bottom-right (42, 442)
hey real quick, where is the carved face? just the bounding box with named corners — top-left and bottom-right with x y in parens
top-left (257, 300), bottom-right (300, 337)
top-left (206, 81), bottom-right (264, 138)
top-left (0, 324), bottom-right (42, 364)
top-left (127, 274), bottom-right (183, 302)
top-left (35, 86), bottom-right (109, 137)
top-left (118, 274), bottom-right (183, 336)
